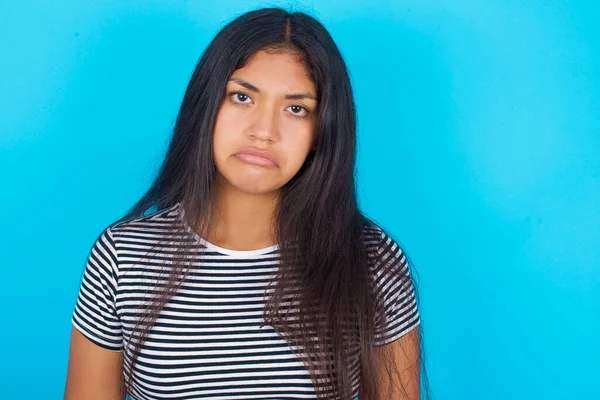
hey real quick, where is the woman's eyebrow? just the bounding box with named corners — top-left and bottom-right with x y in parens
top-left (228, 77), bottom-right (317, 100)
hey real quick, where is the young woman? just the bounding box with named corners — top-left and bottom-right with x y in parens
top-left (64, 7), bottom-right (429, 400)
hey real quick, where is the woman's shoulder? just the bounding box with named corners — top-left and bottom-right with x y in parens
top-left (88, 203), bottom-right (185, 264)
top-left (107, 202), bottom-right (182, 235)
top-left (361, 221), bottom-right (402, 257)
top-left (360, 220), bottom-right (411, 280)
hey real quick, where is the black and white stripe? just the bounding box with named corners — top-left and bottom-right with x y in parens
top-left (72, 203), bottom-right (420, 399)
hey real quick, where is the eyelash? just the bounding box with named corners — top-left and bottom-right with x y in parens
top-left (226, 91), bottom-right (311, 120)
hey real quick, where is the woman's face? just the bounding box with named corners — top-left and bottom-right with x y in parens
top-left (212, 49), bottom-right (318, 195)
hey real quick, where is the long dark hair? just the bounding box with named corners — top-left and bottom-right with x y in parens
top-left (114, 7), bottom-right (430, 399)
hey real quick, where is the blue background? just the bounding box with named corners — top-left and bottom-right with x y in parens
top-left (1, 1), bottom-right (598, 399)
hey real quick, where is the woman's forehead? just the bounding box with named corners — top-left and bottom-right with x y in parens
top-left (228, 51), bottom-right (317, 97)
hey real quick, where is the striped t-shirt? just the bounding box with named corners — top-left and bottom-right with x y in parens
top-left (71, 202), bottom-right (420, 399)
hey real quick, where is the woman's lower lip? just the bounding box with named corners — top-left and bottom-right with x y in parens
top-left (235, 153), bottom-right (277, 167)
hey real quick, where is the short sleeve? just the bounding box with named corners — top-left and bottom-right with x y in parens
top-left (71, 227), bottom-right (123, 351)
top-left (371, 228), bottom-right (421, 346)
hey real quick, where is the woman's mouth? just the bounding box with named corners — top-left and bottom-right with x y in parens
top-left (234, 153), bottom-right (277, 167)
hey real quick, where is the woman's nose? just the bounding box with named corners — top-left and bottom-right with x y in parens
top-left (249, 106), bottom-right (278, 142)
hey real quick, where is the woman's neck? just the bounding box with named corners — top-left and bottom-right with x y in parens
top-left (206, 183), bottom-right (280, 251)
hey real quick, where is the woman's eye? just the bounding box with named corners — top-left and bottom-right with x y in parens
top-left (230, 92), bottom-right (252, 104)
top-left (287, 105), bottom-right (309, 117)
